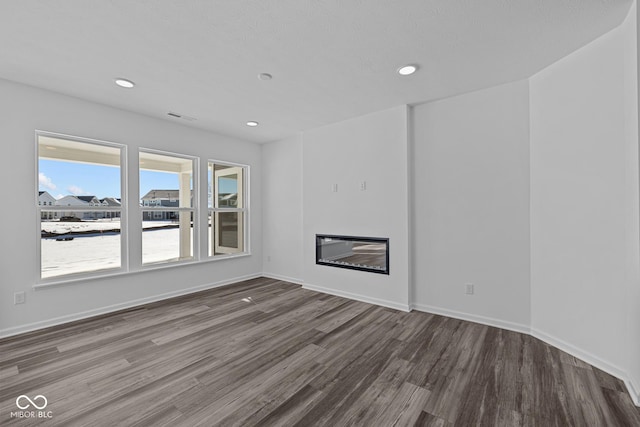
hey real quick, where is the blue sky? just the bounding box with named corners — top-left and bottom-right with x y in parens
top-left (39, 159), bottom-right (235, 200)
top-left (39, 160), bottom-right (183, 200)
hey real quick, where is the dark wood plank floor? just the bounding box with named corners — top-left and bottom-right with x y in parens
top-left (1, 277), bottom-right (639, 426)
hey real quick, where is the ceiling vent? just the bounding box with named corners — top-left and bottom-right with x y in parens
top-left (167, 112), bottom-right (197, 121)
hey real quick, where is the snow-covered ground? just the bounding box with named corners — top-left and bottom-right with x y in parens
top-left (142, 228), bottom-right (193, 265)
top-left (42, 234), bottom-right (121, 278)
top-left (41, 221), bottom-right (193, 279)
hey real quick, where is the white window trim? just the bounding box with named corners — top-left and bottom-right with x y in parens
top-left (208, 159), bottom-right (250, 257)
top-left (35, 130), bottom-right (129, 284)
top-left (139, 148), bottom-right (199, 265)
top-left (33, 134), bottom-right (251, 288)
top-left (32, 252), bottom-right (252, 289)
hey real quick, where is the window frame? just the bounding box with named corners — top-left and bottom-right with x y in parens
top-left (208, 159), bottom-right (250, 258)
top-left (35, 131), bottom-right (128, 284)
top-left (139, 148), bottom-right (199, 267)
top-left (33, 131), bottom-right (251, 288)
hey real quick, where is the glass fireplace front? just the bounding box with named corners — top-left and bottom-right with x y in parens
top-left (315, 234), bottom-right (389, 275)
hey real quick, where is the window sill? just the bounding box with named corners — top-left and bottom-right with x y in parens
top-left (33, 252), bottom-right (252, 290)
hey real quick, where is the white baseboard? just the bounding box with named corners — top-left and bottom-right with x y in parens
top-left (625, 377), bottom-right (640, 406)
top-left (531, 327), bottom-right (640, 407)
top-left (530, 328), bottom-right (628, 379)
top-left (0, 273), bottom-right (262, 339)
top-left (412, 305), bottom-right (638, 407)
top-left (302, 282), bottom-right (411, 312)
top-left (261, 272), bottom-right (305, 286)
top-left (411, 303), bottom-right (530, 335)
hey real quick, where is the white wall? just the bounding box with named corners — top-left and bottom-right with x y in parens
top-left (530, 5), bottom-right (639, 402)
top-left (260, 6), bottom-right (640, 406)
top-left (0, 79), bottom-right (263, 336)
top-left (301, 106), bottom-right (410, 310)
top-left (411, 80), bottom-right (531, 331)
top-left (261, 134), bottom-right (304, 283)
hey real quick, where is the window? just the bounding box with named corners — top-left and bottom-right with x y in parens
top-left (208, 161), bottom-right (247, 256)
top-left (36, 132), bottom-right (248, 283)
top-left (140, 150), bottom-right (197, 265)
top-left (37, 133), bottom-right (125, 280)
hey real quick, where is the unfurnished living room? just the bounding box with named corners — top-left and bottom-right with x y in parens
top-left (1, 1), bottom-right (640, 426)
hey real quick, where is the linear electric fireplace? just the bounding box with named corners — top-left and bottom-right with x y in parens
top-left (316, 234), bottom-right (389, 275)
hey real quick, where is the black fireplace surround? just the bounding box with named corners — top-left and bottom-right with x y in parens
top-left (315, 234), bottom-right (389, 275)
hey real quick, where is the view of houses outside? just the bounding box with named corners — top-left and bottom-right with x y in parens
top-left (39, 187), bottom-right (238, 279)
top-left (38, 153), bottom-right (240, 279)
top-left (39, 189), bottom-right (186, 278)
top-left (39, 191), bottom-right (122, 220)
top-left (38, 155), bottom-right (190, 277)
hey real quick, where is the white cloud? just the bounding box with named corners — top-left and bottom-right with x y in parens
top-left (39, 173), bottom-right (56, 190)
top-left (67, 185), bottom-right (86, 196)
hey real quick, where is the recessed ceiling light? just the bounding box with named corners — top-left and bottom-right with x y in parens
top-left (246, 121), bottom-right (259, 127)
top-left (397, 65), bottom-right (418, 76)
top-left (114, 78), bottom-right (135, 88)
top-left (258, 73), bottom-right (273, 81)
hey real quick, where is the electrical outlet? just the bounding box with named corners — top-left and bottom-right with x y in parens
top-left (465, 283), bottom-right (474, 295)
top-left (332, 183), bottom-right (338, 192)
top-left (14, 291), bottom-right (25, 304)
top-left (360, 181), bottom-right (367, 191)
top-left (267, 255), bottom-right (271, 262)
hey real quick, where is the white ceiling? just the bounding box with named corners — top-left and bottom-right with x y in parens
top-left (0, 0), bottom-right (633, 143)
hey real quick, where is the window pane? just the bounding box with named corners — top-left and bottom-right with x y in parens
top-left (213, 211), bottom-right (244, 255)
top-left (38, 135), bottom-right (123, 279)
top-left (209, 163), bottom-right (243, 209)
top-left (41, 215), bottom-right (121, 279)
top-left (140, 150), bottom-right (196, 265)
top-left (218, 176), bottom-right (238, 207)
top-left (142, 211), bottom-right (193, 264)
top-left (208, 162), bottom-right (247, 257)
top-left (140, 151), bottom-right (193, 208)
